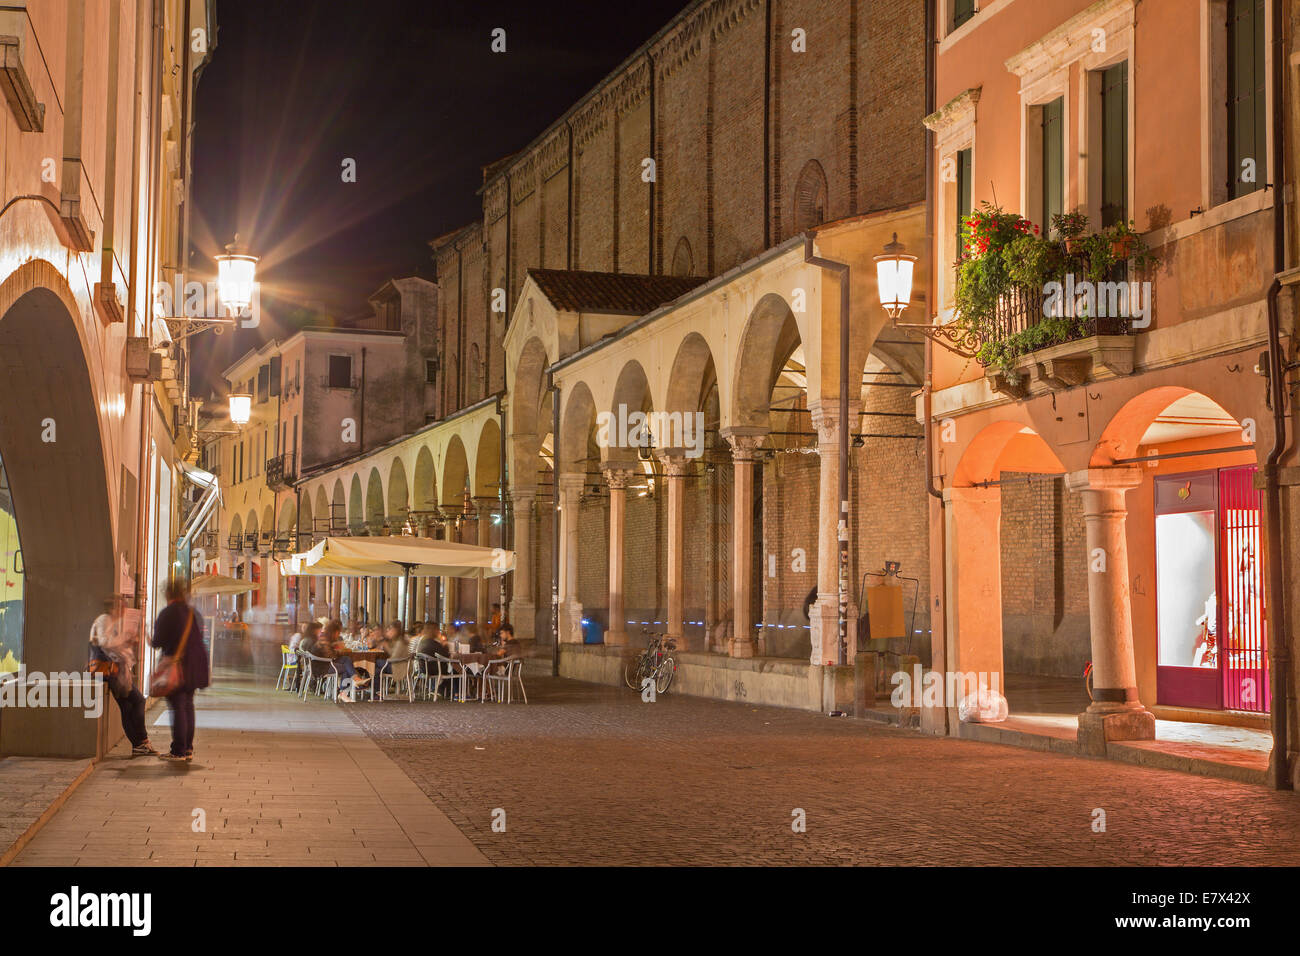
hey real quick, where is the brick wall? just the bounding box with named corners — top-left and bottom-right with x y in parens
top-left (999, 473), bottom-right (1091, 678)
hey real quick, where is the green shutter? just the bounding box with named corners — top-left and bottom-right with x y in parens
top-left (1100, 62), bottom-right (1128, 227)
top-left (1227, 0), bottom-right (1266, 199)
top-left (956, 148), bottom-right (973, 254)
top-left (1042, 98), bottom-right (1064, 235)
top-left (954, 0), bottom-right (976, 30)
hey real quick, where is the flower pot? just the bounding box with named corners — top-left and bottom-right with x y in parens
top-left (1110, 236), bottom-right (1135, 259)
top-left (1065, 236), bottom-right (1087, 255)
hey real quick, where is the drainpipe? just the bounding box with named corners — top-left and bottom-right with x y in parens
top-left (549, 372), bottom-right (561, 677)
top-left (803, 233), bottom-right (850, 667)
top-left (922, 0), bottom-right (946, 736)
top-left (496, 392), bottom-right (510, 619)
top-left (1263, 0), bottom-right (1292, 791)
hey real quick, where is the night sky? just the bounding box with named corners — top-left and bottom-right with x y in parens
top-left (191, 0), bottom-right (691, 392)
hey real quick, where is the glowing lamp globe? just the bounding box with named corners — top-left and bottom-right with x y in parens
top-left (215, 239), bottom-right (258, 317)
top-left (229, 394), bottom-right (252, 426)
top-left (875, 232), bottom-right (917, 320)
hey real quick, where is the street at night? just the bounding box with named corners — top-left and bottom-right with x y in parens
top-left (0, 0), bottom-right (1296, 939)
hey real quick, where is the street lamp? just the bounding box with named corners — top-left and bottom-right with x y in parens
top-left (228, 393), bottom-right (252, 426)
top-left (875, 232), bottom-right (916, 320)
top-left (214, 237), bottom-right (259, 318)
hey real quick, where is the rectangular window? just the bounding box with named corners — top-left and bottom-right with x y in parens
top-left (953, 0), bottom-right (976, 30)
top-left (955, 147), bottom-right (973, 252)
top-left (425, 359), bottom-right (437, 384)
top-left (1041, 97), bottom-right (1064, 235)
top-left (292, 415), bottom-right (299, 469)
top-left (1227, 0), bottom-right (1266, 199)
top-left (1099, 62), bottom-right (1129, 227)
top-left (328, 354), bottom-right (352, 389)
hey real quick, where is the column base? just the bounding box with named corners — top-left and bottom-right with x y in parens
top-left (729, 634), bottom-right (756, 658)
top-left (559, 602), bottom-right (584, 644)
top-left (1076, 701), bottom-right (1155, 756)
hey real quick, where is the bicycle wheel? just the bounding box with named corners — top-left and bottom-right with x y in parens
top-left (654, 656), bottom-right (675, 694)
top-left (624, 654), bottom-right (645, 690)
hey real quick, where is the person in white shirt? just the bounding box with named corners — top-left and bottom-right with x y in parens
top-left (89, 596), bottom-right (155, 756)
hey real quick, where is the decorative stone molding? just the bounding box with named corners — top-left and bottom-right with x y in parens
top-left (510, 152), bottom-right (538, 202)
top-left (923, 87), bottom-right (981, 136)
top-left (1004, 0), bottom-right (1135, 83)
top-left (539, 126), bottom-right (570, 182)
top-left (484, 178), bottom-right (508, 225)
top-left (656, 452), bottom-right (691, 478)
top-left (652, 5), bottom-right (706, 79)
top-left (602, 467), bottom-right (633, 490)
top-left (709, 0), bottom-right (762, 41)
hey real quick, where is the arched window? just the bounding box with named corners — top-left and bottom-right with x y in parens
top-left (671, 237), bottom-right (694, 277)
top-left (793, 159), bottom-right (829, 232)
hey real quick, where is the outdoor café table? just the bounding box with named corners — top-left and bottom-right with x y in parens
top-left (341, 647), bottom-right (386, 698)
top-left (452, 652), bottom-right (492, 701)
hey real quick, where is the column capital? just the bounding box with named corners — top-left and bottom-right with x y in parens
top-left (473, 496), bottom-right (497, 517)
top-left (602, 466), bottom-right (634, 489)
top-left (1065, 466), bottom-right (1143, 495)
top-left (655, 451), bottom-right (692, 478)
top-left (807, 399), bottom-right (863, 446)
top-left (722, 429), bottom-right (767, 461)
top-left (510, 487), bottom-right (537, 508)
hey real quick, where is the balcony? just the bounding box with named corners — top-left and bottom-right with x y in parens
top-left (266, 454), bottom-right (297, 491)
top-left (978, 281), bottom-right (1139, 400)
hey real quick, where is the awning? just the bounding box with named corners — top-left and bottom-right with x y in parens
top-left (278, 535), bottom-right (515, 580)
top-left (191, 573), bottom-right (257, 596)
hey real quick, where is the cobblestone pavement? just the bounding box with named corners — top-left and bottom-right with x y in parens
top-left (11, 677), bottom-right (488, 866)
top-left (345, 677), bottom-right (1300, 866)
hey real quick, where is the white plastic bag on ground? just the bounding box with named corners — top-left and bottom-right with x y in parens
top-left (957, 687), bottom-right (1009, 723)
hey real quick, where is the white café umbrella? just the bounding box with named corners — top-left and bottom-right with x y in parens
top-left (190, 573), bottom-right (258, 596)
top-left (278, 536), bottom-right (515, 630)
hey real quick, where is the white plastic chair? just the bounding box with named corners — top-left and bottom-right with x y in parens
top-left (432, 653), bottom-right (468, 702)
top-left (300, 651), bottom-right (339, 700)
top-left (484, 656), bottom-right (527, 704)
top-left (377, 652), bottom-right (414, 702)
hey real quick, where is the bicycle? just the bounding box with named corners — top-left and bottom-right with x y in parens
top-left (623, 631), bottom-right (677, 695)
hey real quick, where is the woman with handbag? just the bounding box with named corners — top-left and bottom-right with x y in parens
top-left (150, 578), bottom-right (211, 763)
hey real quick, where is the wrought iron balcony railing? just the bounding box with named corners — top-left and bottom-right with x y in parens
top-left (266, 454), bottom-right (297, 491)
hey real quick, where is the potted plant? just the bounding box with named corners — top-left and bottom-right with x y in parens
top-left (1108, 219), bottom-right (1140, 259)
top-left (1002, 233), bottom-right (1064, 288)
top-left (1051, 211), bottom-right (1089, 254)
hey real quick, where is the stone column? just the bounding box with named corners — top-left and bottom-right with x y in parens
top-left (808, 401), bottom-right (858, 665)
top-left (557, 472), bottom-right (586, 643)
top-left (943, 486), bottom-right (1006, 721)
top-left (726, 434), bottom-right (764, 658)
top-left (414, 574), bottom-right (426, 624)
top-left (511, 489), bottom-right (537, 642)
top-left (1064, 467), bottom-right (1154, 752)
top-left (603, 468), bottom-right (633, 645)
top-left (440, 511), bottom-right (458, 628)
top-left (659, 453), bottom-right (689, 648)
top-left (475, 499), bottom-right (495, 628)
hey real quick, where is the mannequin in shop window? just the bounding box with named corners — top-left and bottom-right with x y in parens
top-left (1192, 592), bottom-right (1218, 668)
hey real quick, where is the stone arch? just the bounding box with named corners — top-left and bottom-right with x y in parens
top-left (510, 337), bottom-right (551, 492)
top-left (365, 467), bottom-right (385, 531)
top-left (954, 421), bottom-right (1068, 487)
top-left (0, 275), bottom-right (114, 683)
top-left (732, 292), bottom-right (803, 432)
top-left (298, 493), bottom-right (313, 544)
top-left (559, 380), bottom-right (599, 472)
top-left (474, 417), bottom-right (502, 499)
top-left (793, 159), bottom-right (829, 232)
top-left (441, 435), bottom-right (470, 511)
top-left (348, 474), bottom-right (364, 534)
top-left (664, 331), bottom-right (718, 420)
top-left (671, 236), bottom-right (694, 277)
top-left (278, 498), bottom-right (296, 533)
top-left (1091, 386), bottom-right (1251, 467)
top-left (229, 513), bottom-right (243, 546)
top-left (387, 457), bottom-right (409, 521)
top-left (606, 359), bottom-right (654, 465)
top-left (313, 486), bottom-right (329, 535)
top-left (412, 446), bottom-right (438, 512)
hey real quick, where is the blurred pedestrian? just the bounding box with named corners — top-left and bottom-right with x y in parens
top-left (150, 578), bottom-right (210, 763)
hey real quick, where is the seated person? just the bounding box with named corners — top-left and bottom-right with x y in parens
top-left (312, 620), bottom-right (369, 695)
top-left (416, 623), bottom-right (450, 659)
top-left (490, 623), bottom-right (521, 660)
top-left (291, 621), bottom-right (321, 653)
top-left (454, 624), bottom-right (486, 655)
top-left (375, 621), bottom-right (408, 681)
